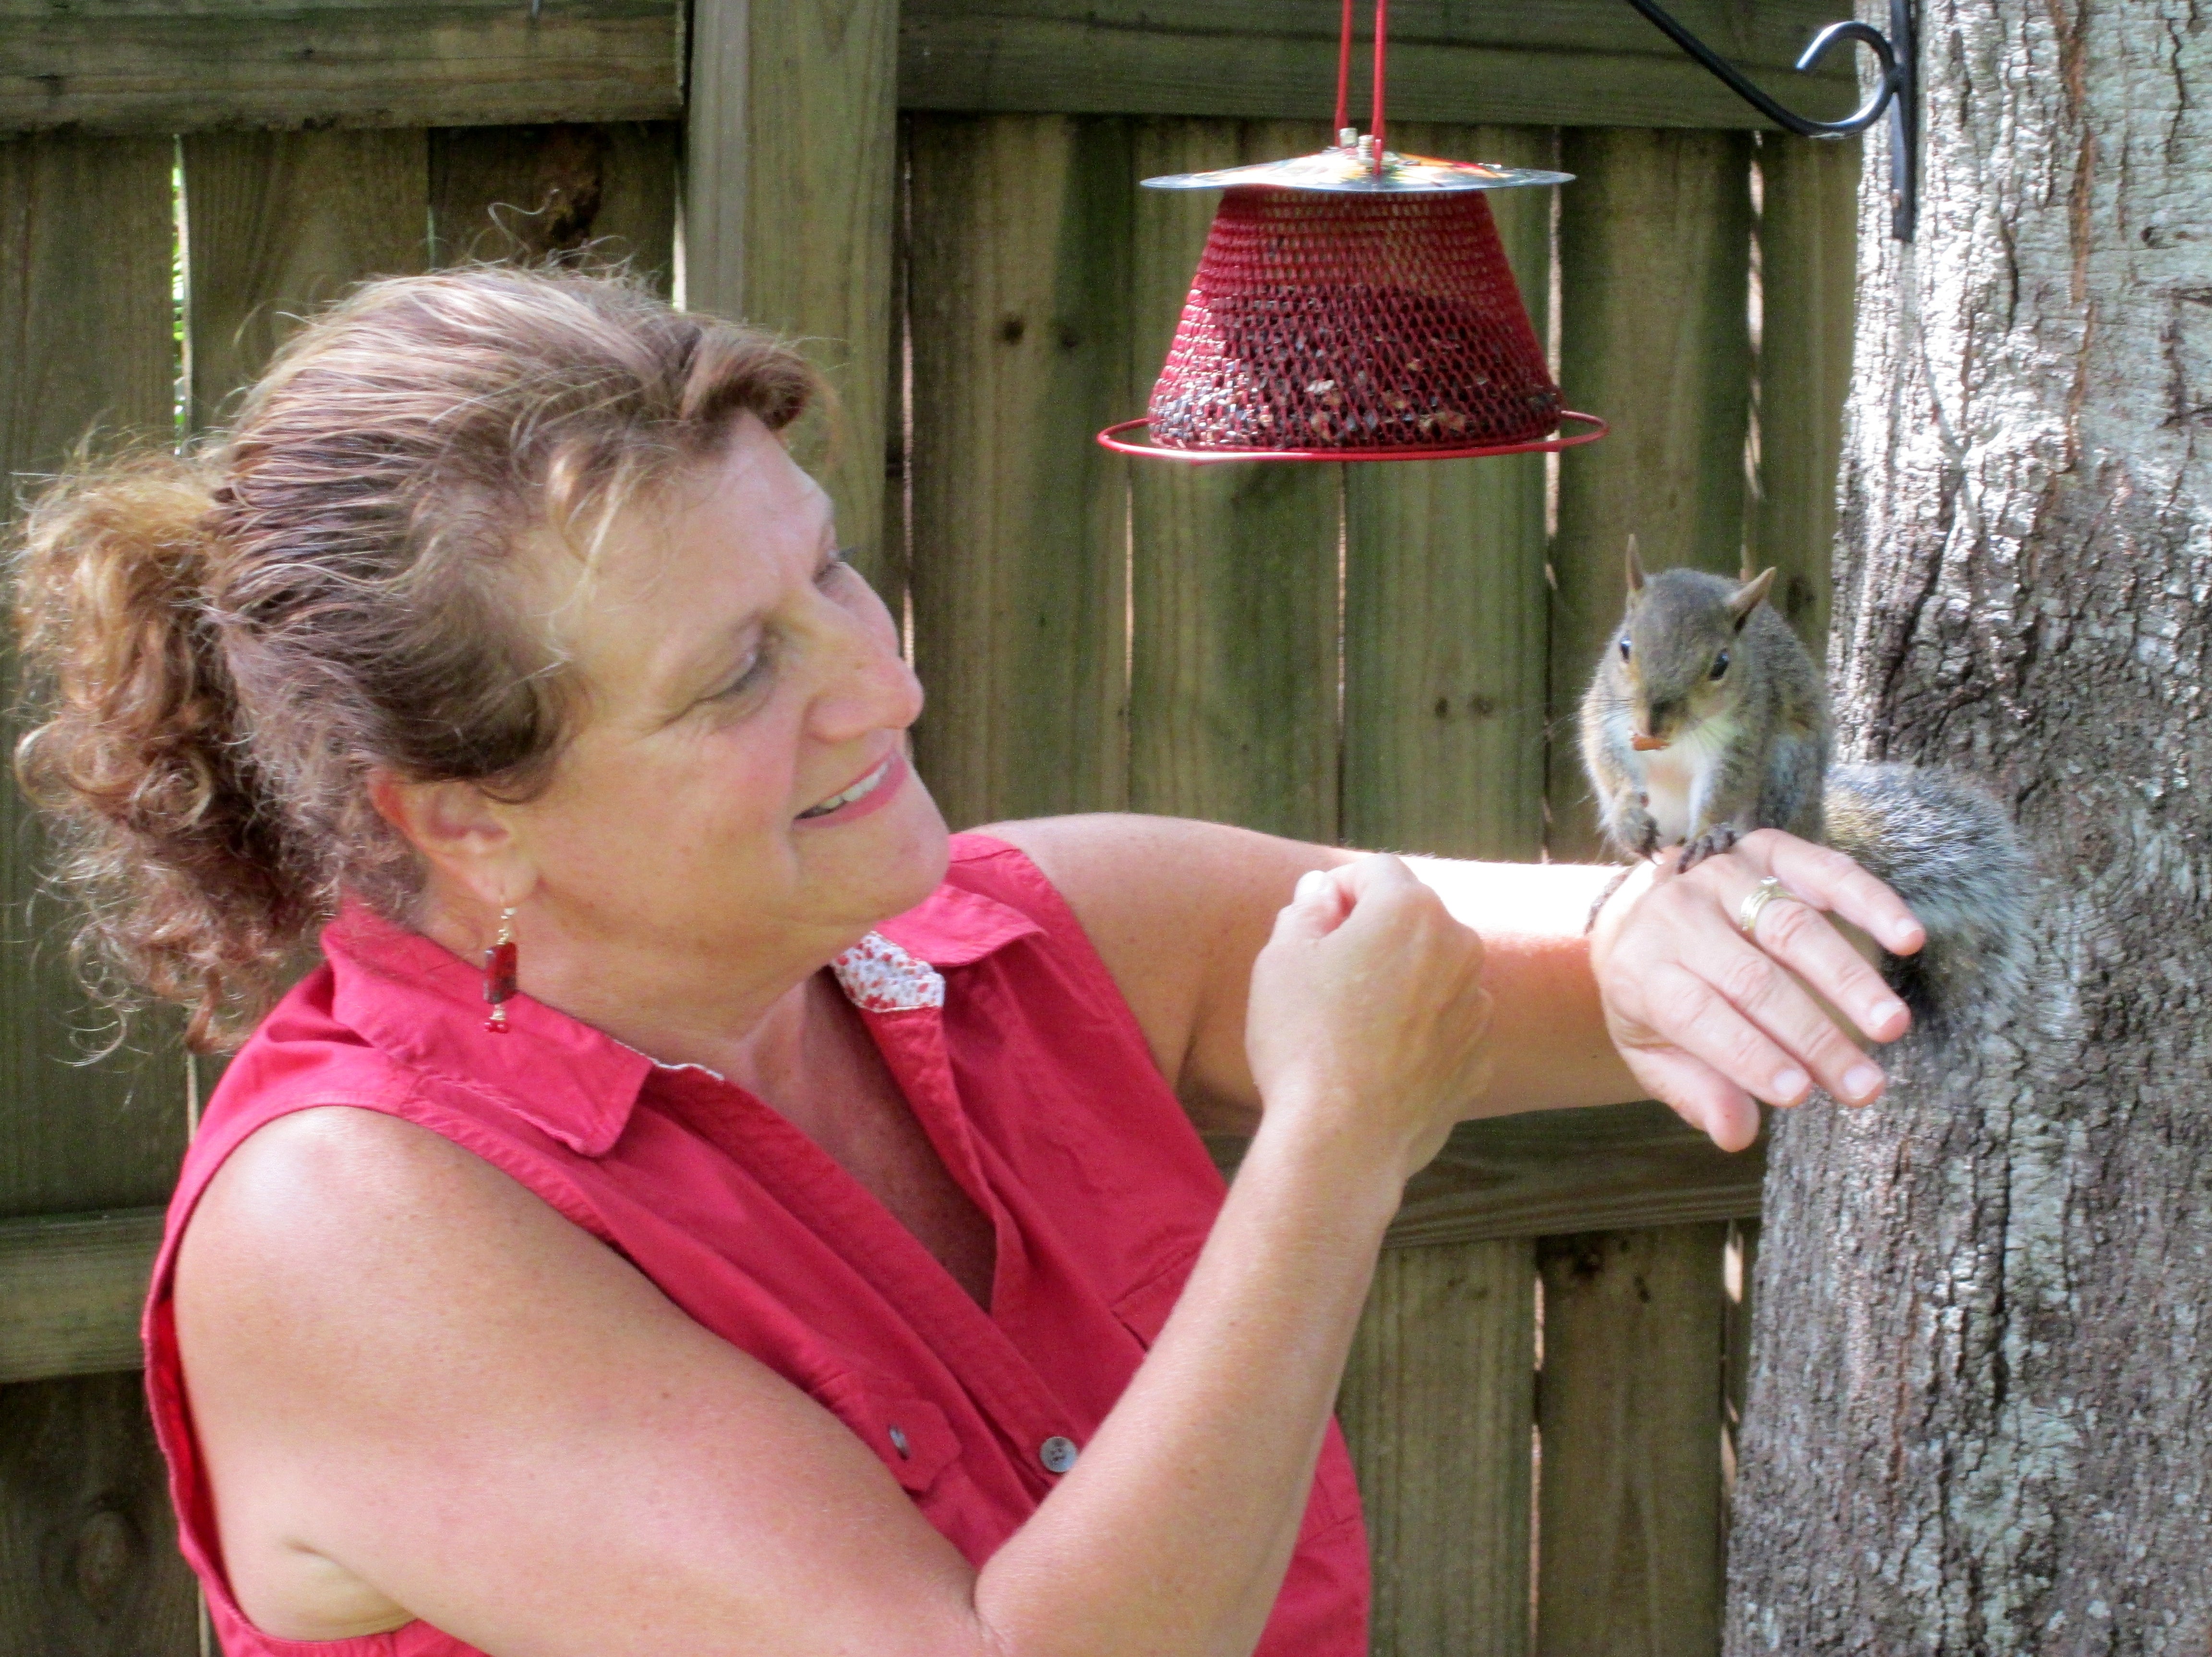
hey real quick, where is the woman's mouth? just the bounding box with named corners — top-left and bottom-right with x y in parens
top-left (795, 753), bottom-right (905, 823)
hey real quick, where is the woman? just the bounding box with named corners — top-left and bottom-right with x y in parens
top-left (13, 268), bottom-right (1919, 1656)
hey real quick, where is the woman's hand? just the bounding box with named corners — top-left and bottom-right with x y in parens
top-left (1244, 854), bottom-right (1494, 1181)
top-left (1588, 828), bottom-right (1927, 1152)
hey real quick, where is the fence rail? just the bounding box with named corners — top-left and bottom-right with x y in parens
top-left (0, 0), bottom-right (682, 135)
top-left (3, 0), bottom-right (1858, 139)
top-left (898, 0), bottom-right (1858, 129)
top-left (0, 1102), bottom-right (1765, 1388)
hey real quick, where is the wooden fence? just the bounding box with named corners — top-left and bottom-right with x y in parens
top-left (0, 4), bottom-right (1859, 1653)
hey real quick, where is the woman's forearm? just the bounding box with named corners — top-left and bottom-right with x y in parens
top-left (1403, 856), bottom-right (1645, 1115)
top-left (971, 1109), bottom-right (1399, 1657)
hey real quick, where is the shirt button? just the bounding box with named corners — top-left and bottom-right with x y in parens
top-left (1039, 1435), bottom-right (1079, 1475)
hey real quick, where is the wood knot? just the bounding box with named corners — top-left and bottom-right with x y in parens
top-left (72, 1505), bottom-right (140, 1609)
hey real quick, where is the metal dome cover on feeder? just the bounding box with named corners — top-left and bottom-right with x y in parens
top-left (1098, 0), bottom-right (1607, 465)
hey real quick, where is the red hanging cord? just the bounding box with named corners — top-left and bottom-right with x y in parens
top-left (1333, 0), bottom-right (1355, 137)
top-left (1370, 0), bottom-right (1388, 171)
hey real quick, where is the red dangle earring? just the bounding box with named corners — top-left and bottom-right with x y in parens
top-left (482, 906), bottom-right (518, 1033)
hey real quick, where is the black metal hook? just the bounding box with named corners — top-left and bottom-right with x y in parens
top-left (1623, 0), bottom-right (1916, 240)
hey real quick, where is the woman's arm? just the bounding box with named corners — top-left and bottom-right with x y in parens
top-left (980, 814), bottom-right (1924, 1152)
top-left (179, 857), bottom-right (1488, 1657)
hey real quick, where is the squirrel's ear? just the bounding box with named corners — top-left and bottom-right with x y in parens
top-left (1625, 534), bottom-right (1646, 596)
top-left (1727, 567), bottom-right (1777, 628)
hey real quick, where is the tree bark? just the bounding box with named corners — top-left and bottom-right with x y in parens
top-left (1725, 4), bottom-right (2212, 1653)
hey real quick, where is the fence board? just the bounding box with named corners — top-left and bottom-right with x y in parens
top-left (0, 0), bottom-right (681, 137)
top-left (883, 117), bottom-right (913, 630)
top-left (183, 128), bottom-right (430, 429)
top-left (0, 131), bottom-right (185, 1218)
top-left (0, 130), bottom-right (198, 1657)
top-left (1342, 122), bottom-right (1555, 863)
top-left (1720, 1217), bottom-right (1760, 1545)
top-left (1336, 120), bottom-right (1554, 1657)
top-left (1126, 118), bottom-right (1340, 841)
top-left (1746, 133), bottom-right (1858, 648)
top-left (906, 114), bottom-right (1133, 829)
top-left (1340, 1238), bottom-right (1537, 1657)
top-left (735, 0), bottom-right (901, 587)
top-left (0, 1371), bottom-right (198, 1657)
top-left (1547, 128), bottom-right (1754, 861)
top-left (899, 0), bottom-right (1857, 132)
top-left (681, 0), bottom-right (749, 318)
top-left (429, 122), bottom-right (679, 288)
top-left (1532, 127), bottom-right (1747, 1657)
top-left (1535, 1225), bottom-right (1729, 1657)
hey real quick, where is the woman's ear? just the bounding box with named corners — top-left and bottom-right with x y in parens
top-left (368, 772), bottom-right (535, 910)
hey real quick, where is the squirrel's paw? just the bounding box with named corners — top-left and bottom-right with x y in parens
top-left (1677, 823), bottom-right (1741, 872)
top-left (1617, 804), bottom-right (1663, 861)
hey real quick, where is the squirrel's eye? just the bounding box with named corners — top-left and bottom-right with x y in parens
top-left (1618, 637), bottom-right (1632, 661)
top-left (1709, 650), bottom-right (1730, 680)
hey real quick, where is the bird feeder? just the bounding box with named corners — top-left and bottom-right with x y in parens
top-left (1098, 0), bottom-right (1607, 464)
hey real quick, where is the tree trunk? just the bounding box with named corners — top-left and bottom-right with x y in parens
top-left (1724, 4), bottom-right (2212, 1652)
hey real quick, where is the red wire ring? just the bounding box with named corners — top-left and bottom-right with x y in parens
top-left (1094, 411), bottom-right (1609, 465)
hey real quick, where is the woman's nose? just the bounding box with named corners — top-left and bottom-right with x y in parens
top-left (808, 599), bottom-right (923, 744)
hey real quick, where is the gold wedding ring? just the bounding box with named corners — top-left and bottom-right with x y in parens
top-left (1736, 876), bottom-right (1799, 939)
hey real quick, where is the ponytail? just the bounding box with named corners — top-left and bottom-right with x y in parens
top-left (13, 453), bottom-right (311, 1050)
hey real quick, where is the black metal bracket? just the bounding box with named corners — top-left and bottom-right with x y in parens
top-left (1624, 0), bottom-right (1916, 240)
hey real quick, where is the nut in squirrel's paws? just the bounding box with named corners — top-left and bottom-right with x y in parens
top-left (1676, 823), bottom-right (1740, 871)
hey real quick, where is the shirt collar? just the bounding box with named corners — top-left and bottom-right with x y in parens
top-left (321, 880), bottom-right (1043, 1160)
top-left (324, 903), bottom-right (651, 1157)
top-left (876, 880), bottom-right (1042, 968)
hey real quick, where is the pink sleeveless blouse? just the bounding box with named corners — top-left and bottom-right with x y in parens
top-left (143, 834), bottom-right (1370, 1655)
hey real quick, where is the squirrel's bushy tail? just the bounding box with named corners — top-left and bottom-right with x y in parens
top-left (1822, 763), bottom-right (2030, 1036)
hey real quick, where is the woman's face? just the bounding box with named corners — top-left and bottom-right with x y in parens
top-left (501, 413), bottom-right (947, 973)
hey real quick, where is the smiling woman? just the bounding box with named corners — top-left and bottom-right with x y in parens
top-left (9, 266), bottom-right (1924, 1657)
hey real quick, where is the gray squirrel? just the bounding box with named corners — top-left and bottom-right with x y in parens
top-left (1580, 540), bottom-right (2028, 1032)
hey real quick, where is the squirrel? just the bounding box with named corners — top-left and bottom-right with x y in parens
top-left (1580, 540), bottom-right (2028, 1033)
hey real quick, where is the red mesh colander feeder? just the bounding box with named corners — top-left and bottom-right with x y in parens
top-left (1098, 0), bottom-right (1606, 464)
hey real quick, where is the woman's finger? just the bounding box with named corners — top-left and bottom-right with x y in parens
top-left (1616, 1042), bottom-right (1761, 1153)
top-left (1687, 908), bottom-right (1891, 1104)
top-left (1737, 828), bottom-right (1926, 956)
top-left (1688, 841), bottom-right (1912, 1045)
top-left (1633, 961), bottom-right (1817, 1109)
top-left (1736, 881), bottom-right (1911, 1047)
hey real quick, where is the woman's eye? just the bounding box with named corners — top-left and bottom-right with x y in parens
top-left (709, 640), bottom-right (776, 704)
top-left (1618, 637), bottom-right (1632, 661)
top-left (817, 547), bottom-right (856, 588)
top-left (1709, 650), bottom-right (1730, 680)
